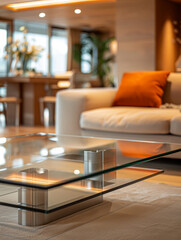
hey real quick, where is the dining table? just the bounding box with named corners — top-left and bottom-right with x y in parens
top-left (0, 75), bottom-right (70, 126)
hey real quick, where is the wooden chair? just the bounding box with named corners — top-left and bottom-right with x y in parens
top-left (0, 97), bottom-right (21, 126)
top-left (39, 96), bottom-right (56, 127)
top-left (39, 72), bottom-right (73, 127)
top-left (70, 71), bottom-right (101, 88)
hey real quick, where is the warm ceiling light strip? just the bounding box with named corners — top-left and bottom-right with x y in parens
top-left (5, 0), bottom-right (115, 11)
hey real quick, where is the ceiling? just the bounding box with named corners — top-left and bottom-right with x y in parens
top-left (0, 0), bottom-right (116, 33)
top-left (0, 0), bottom-right (42, 6)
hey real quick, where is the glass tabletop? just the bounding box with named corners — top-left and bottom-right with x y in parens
top-left (0, 133), bottom-right (180, 213)
top-left (0, 133), bottom-right (180, 189)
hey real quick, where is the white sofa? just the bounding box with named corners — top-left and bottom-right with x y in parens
top-left (56, 73), bottom-right (181, 145)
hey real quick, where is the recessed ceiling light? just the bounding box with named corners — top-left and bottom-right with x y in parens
top-left (39, 12), bottom-right (46, 18)
top-left (5, 0), bottom-right (115, 11)
top-left (74, 9), bottom-right (81, 14)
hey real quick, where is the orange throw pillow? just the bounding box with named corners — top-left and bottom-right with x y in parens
top-left (113, 71), bottom-right (170, 108)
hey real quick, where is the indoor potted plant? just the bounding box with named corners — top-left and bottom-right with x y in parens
top-left (73, 33), bottom-right (115, 87)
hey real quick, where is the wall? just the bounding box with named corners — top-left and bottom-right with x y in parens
top-left (116, 0), bottom-right (156, 84)
top-left (156, 0), bottom-right (180, 71)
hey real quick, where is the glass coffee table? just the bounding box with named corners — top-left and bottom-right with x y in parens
top-left (0, 133), bottom-right (180, 226)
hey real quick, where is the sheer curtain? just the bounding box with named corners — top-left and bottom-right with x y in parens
top-left (50, 28), bottom-right (68, 75)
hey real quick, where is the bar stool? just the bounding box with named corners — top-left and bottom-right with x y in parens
top-left (39, 96), bottom-right (56, 127)
top-left (0, 97), bottom-right (21, 126)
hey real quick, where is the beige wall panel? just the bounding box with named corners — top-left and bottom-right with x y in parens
top-left (117, 40), bottom-right (155, 79)
top-left (116, 0), bottom-right (156, 84)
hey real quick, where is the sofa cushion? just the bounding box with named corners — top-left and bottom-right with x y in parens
top-left (80, 107), bottom-right (181, 134)
top-left (170, 115), bottom-right (181, 136)
top-left (163, 73), bottom-right (181, 104)
top-left (113, 71), bottom-right (170, 108)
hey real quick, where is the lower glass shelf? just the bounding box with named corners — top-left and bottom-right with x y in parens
top-left (0, 164), bottom-right (163, 226)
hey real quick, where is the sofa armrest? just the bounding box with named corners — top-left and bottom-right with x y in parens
top-left (56, 88), bottom-right (117, 135)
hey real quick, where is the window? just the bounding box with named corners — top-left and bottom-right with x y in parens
top-left (13, 21), bottom-right (69, 76)
top-left (50, 28), bottom-right (68, 75)
top-left (0, 22), bottom-right (9, 76)
top-left (13, 20), bottom-right (49, 75)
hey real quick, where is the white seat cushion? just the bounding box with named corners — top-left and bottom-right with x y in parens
top-left (170, 115), bottom-right (181, 136)
top-left (80, 107), bottom-right (181, 134)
